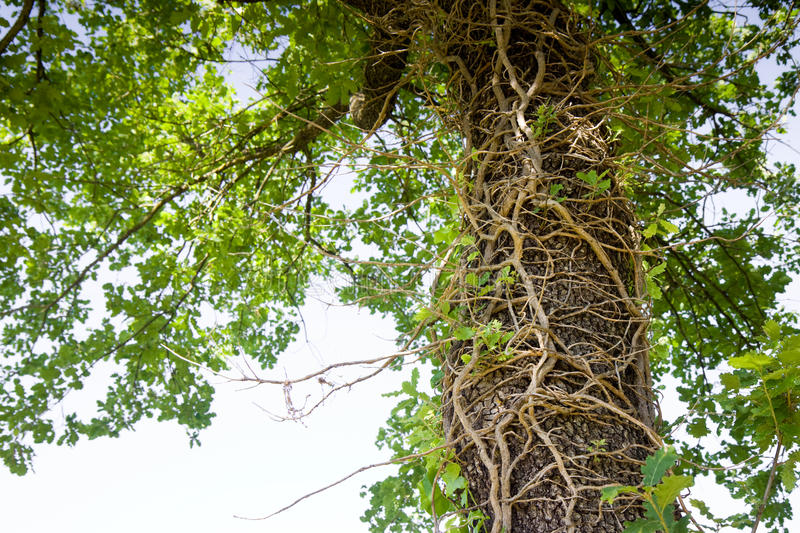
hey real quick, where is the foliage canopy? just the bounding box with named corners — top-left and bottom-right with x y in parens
top-left (1, 0), bottom-right (800, 531)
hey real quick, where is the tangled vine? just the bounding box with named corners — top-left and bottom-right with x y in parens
top-left (416, 1), bottom-right (663, 530)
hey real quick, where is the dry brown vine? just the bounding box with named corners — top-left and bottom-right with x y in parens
top-left (422, 1), bottom-right (661, 530)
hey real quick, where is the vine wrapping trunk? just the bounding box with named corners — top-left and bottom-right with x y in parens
top-left (433, 1), bottom-right (660, 530)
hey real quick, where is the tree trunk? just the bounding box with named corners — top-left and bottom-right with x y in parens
top-left (344, 0), bottom-right (660, 530)
top-left (435, 1), bottom-right (659, 531)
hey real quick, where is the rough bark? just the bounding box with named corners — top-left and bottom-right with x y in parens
top-left (346, 0), bottom-right (660, 530)
top-left (344, 0), bottom-right (410, 130)
top-left (434, 1), bottom-right (659, 531)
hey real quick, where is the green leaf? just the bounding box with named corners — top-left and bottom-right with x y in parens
top-left (729, 352), bottom-right (774, 370)
top-left (689, 498), bottom-right (712, 518)
top-left (719, 372), bottom-right (740, 390)
top-left (763, 320), bottom-right (781, 341)
top-left (646, 277), bottom-right (663, 300)
top-left (781, 464), bottom-right (797, 492)
top-left (649, 262), bottom-right (667, 277)
top-left (414, 307), bottom-right (432, 323)
top-left (643, 224), bottom-right (658, 238)
top-left (621, 517), bottom-right (664, 533)
top-left (433, 226), bottom-right (457, 244)
top-left (442, 463), bottom-right (467, 497)
top-left (454, 327), bottom-right (475, 340)
top-left (652, 475), bottom-right (693, 512)
top-left (778, 335), bottom-right (800, 365)
top-left (601, 484), bottom-right (638, 503)
top-left (417, 477), bottom-right (451, 516)
top-left (642, 447), bottom-right (678, 486)
top-left (687, 418), bottom-right (709, 437)
top-left (659, 219), bottom-right (680, 234)
top-left (577, 170), bottom-right (599, 185)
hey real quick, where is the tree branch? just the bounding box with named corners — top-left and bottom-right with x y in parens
top-left (751, 437), bottom-right (783, 533)
top-left (0, 0), bottom-right (34, 57)
top-left (609, 6), bottom-right (737, 120)
top-left (3, 98), bottom-right (347, 321)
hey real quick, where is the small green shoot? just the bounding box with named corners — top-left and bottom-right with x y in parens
top-left (576, 169), bottom-right (611, 198)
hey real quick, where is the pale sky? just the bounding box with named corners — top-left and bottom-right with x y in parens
top-left (0, 302), bottom-right (409, 532)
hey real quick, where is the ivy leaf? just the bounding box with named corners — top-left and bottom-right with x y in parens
top-left (621, 519), bottom-right (661, 533)
top-left (442, 462), bottom-right (467, 497)
top-left (417, 477), bottom-right (451, 516)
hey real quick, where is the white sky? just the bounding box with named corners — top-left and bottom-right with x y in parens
top-left (0, 302), bottom-right (409, 532)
